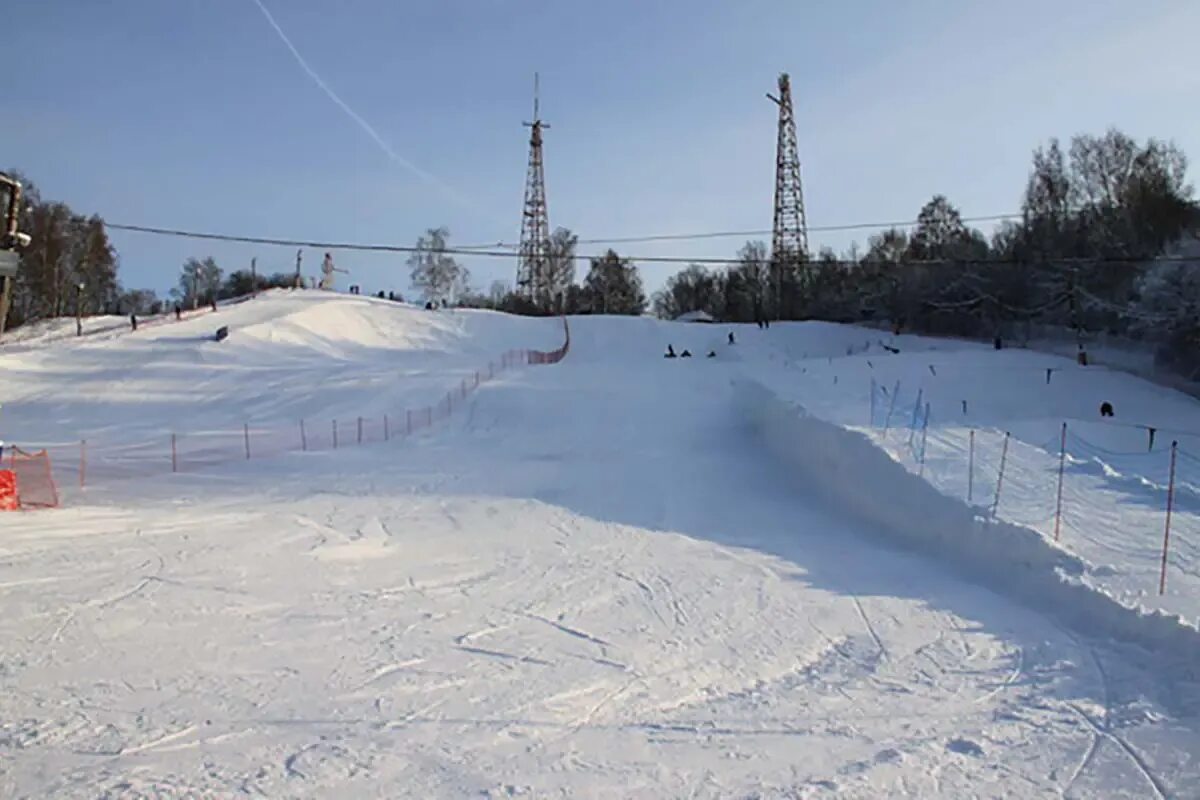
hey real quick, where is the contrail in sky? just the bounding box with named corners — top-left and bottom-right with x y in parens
top-left (249, 0), bottom-right (478, 214)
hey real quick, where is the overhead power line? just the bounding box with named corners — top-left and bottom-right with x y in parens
top-left (453, 213), bottom-right (1025, 251)
top-left (105, 221), bottom-right (1200, 268)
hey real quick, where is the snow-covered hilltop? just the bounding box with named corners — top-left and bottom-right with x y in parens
top-left (2, 293), bottom-right (1199, 798)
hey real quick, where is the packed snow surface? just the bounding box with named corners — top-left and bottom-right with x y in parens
top-left (2, 293), bottom-right (1199, 798)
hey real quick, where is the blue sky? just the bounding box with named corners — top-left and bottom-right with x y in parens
top-left (7, 0), bottom-right (1199, 298)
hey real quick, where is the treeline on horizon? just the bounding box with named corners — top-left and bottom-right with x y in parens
top-left (5, 127), bottom-right (1198, 377)
top-left (469, 128), bottom-right (1200, 380)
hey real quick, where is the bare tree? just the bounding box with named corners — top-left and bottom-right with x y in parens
top-left (408, 227), bottom-right (469, 304)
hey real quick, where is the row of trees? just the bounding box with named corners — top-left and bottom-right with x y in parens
top-left (649, 129), bottom-right (1200, 379)
top-left (408, 226), bottom-right (647, 316)
top-left (170, 257), bottom-right (297, 309)
top-left (1, 172), bottom-right (150, 327)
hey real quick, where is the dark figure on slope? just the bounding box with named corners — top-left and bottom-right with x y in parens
top-left (680, 349), bottom-right (692, 358)
top-left (1100, 402), bottom-right (1114, 418)
top-left (665, 344), bottom-right (677, 358)
top-left (728, 331), bottom-right (735, 345)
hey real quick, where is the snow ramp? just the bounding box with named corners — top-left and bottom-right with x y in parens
top-left (737, 377), bottom-right (1200, 675)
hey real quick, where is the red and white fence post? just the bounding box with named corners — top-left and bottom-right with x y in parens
top-left (991, 431), bottom-right (1010, 517)
top-left (1159, 440), bottom-right (1178, 595)
top-left (1053, 422), bottom-right (1067, 541)
top-left (907, 388), bottom-right (924, 448)
top-left (869, 378), bottom-right (877, 426)
top-left (917, 402), bottom-right (931, 477)
top-left (882, 380), bottom-right (901, 435)
top-left (967, 429), bottom-right (975, 504)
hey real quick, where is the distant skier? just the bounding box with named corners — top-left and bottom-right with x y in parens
top-left (130, 313), bottom-right (138, 332)
top-left (1100, 402), bottom-right (1114, 418)
top-left (174, 304), bottom-right (181, 321)
top-left (728, 331), bottom-right (735, 345)
top-left (665, 344), bottom-right (677, 359)
top-left (211, 298), bottom-right (218, 313)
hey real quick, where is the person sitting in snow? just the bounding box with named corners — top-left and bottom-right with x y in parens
top-left (680, 349), bottom-right (692, 358)
top-left (707, 350), bottom-right (716, 358)
top-left (665, 344), bottom-right (677, 358)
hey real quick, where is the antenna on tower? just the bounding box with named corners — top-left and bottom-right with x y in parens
top-left (767, 72), bottom-right (809, 320)
top-left (517, 73), bottom-right (551, 305)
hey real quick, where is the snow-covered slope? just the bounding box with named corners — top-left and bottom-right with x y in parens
top-left (744, 321), bottom-right (1200, 626)
top-left (2, 299), bottom-right (1198, 798)
top-left (1, 291), bottom-right (558, 481)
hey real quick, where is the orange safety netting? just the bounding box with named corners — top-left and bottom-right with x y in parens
top-left (0, 470), bottom-right (17, 511)
top-left (7, 447), bottom-right (60, 509)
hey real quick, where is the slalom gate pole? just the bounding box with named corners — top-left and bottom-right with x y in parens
top-left (882, 380), bottom-right (901, 435)
top-left (301, 419), bottom-right (308, 451)
top-left (244, 423), bottom-right (251, 460)
top-left (968, 429), bottom-right (975, 503)
top-left (907, 388), bottom-right (924, 447)
top-left (869, 378), bottom-right (877, 426)
top-left (1159, 441), bottom-right (1178, 595)
top-left (171, 433), bottom-right (178, 473)
top-left (333, 420), bottom-right (338, 450)
top-left (79, 440), bottom-right (87, 489)
top-left (357, 417), bottom-right (363, 445)
top-left (991, 431), bottom-right (1010, 517)
top-left (1054, 422), bottom-right (1067, 541)
top-left (384, 414), bottom-right (390, 442)
top-left (918, 402), bottom-right (931, 477)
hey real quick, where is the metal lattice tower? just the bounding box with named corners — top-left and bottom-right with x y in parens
top-left (516, 73), bottom-right (551, 301)
top-left (767, 73), bottom-right (809, 316)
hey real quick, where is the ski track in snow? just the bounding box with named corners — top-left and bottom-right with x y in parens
top-left (2, 296), bottom-right (1199, 797)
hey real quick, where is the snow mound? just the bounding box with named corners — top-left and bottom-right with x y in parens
top-left (736, 378), bottom-right (1200, 673)
top-left (0, 291), bottom-right (560, 449)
